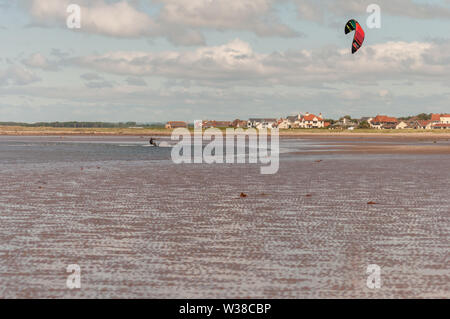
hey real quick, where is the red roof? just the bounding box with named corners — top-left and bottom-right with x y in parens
top-left (431, 114), bottom-right (450, 122)
top-left (202, 120), bottom-right (232, 127)
top-left (372, 115), bottom-right (398, 123)
top-left (431, 114), bottom-right (441, 122)
top-left (166, 121), bottom-right (187, 128)
top-left (417, 120), bottom-right (430, 127)
top-left (302, 114), bottom-right (323, 121)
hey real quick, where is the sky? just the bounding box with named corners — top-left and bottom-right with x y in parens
top-left (1, 0), bottom-right (450, 123)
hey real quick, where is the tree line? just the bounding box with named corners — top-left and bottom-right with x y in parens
top-left (0, 122), bottom-right (166, 128)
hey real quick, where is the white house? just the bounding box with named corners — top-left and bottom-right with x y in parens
top-left (247, 118), bottom-right (278, 129)
top-left (298, 113), bottom-right (325, 128)
top-left (431, 114), bottom-right (450, 129)
top-left (439, 114), bottom-right (450, 124)
top-left (277, 119), bottom-right (292, 129)
top-left (396, 121), bottom-right (409, 129)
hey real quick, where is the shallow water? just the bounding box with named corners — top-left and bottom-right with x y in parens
top-left (0, 136), bottom-right (448, 298)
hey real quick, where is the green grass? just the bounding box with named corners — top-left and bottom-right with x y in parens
top-left (0, 125), bottom-right (448, 135)
top-left (279, 128), bottom-right (450, 134)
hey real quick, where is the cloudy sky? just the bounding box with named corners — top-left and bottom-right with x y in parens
top-left (1, 0), bottom-right (450, 122)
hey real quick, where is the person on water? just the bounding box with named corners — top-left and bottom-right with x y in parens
top-left (149, 138), bottom-right (157, 146)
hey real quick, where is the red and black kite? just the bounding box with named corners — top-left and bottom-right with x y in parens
top-left (345, 19), bottom-right (365, 54)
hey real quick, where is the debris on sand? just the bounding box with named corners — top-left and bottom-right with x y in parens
top-left (240, 193), bottom-right (248, 198)
top-left (97, 166), bottom-right (101, 169)
top-left (305, 194), bottom-right (313, 197)
top-left (315, 160), bottom-right (323, 163)
top-left (367, 201), bottom-right (377, 205)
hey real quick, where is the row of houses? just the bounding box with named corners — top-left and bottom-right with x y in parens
top-left (368, 114), bottom-right (450, 130)
top-left (275, 113), bottom-right (330, 129)
top-left (246, 113), bottom-right (330, 129)
top-left (165, 113), bottom-right (329, 130)
top-left (165, 113), bottom-right (450, 130)
top-left (165, 120), bottom-right (247, 129)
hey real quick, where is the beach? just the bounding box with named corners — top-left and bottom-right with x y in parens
top-left (0, 135), bottom-right (448, 298)
top-left (2, 125), bottom-right (450, 138)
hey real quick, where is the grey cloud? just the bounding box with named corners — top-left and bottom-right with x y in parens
top-left (81, 73), bottom-right (104, 81)
top-left (84, 80), bottom-right (114, 89)
top-left (0, 65), bottom-right (41, 86)
top-left (51, 48), bottom-right (72, 59)
top-left (126, 77), bottom-right (147, 87)
top-left (22, 53), bottom-right (60, 71)
top-left (294, 0), bottom-right (450, 21)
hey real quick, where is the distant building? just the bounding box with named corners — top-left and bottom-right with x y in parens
top-left (395, 121), bottom-right (409, 129)
top-left (232, 119), bottom-right (248, 128)
top-left (247, 118), bottom-right (278, 129)
top-left (332, 117), bottom-right (357, 129)
top-left (432, 123), bottom-right (450, 129)
top-left (202, 120), bottom-right (232, 128)
top-left (280, 113), bottom-right (329, 129)
top-left (285, 115), bottom-right (300, 128)
top-left (165, 121), bottom-right (188, 129)
top-left (430, 114), bottom-right (450, 129)
top-left (417, 120), bottom-right (432, 129)
top-left (369, 115), bottom-right (398, 129)
top-left (399, 120), bottom-right (432, 130)
top-left (277, 118), bottom-right (292, 129)
top-left (298, 112), bottom-right (326, 128)
top-left (359, 117), bottom-right (373, 123)
top-left (440, 114), bottom-right (450, 124)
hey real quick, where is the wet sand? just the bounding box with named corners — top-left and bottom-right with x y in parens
top-left (289, 135), bottom-right (450, 155)
top-left (0, 136), bottom-right (448, 298)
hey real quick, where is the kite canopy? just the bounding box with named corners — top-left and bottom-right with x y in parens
top-left (345, 19), bottom-right (365, 54)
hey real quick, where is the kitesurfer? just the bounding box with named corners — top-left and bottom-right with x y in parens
top-left (149, 138), bottom-right (157, 146)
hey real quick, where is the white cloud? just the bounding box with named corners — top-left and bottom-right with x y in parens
top-left (158, 0), bottom-right (300, 37)
top-left (28, 0), bottom-right (157, 37)
top-left (0, 65), bottom-right (41, 86)
top-left (25, 0), bottom-right (300, 45)
top-left (73, 39), bottom-right (271, 83)
top-left (71, 39), bottom-right (449, 88)
top-left (22, 53), bottom-right (59, 71)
